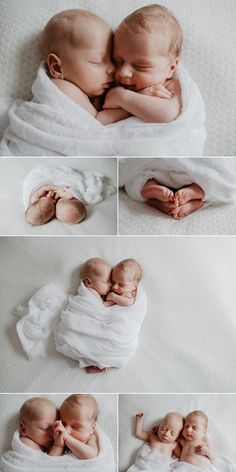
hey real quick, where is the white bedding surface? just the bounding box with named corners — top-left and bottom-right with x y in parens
top-left (119, 394), bottom-right (236, 471)
top-left (0, 0), bottom-right (236, 155)
top-left (0, 158), bottom-right (117, 235)
top-left (0, 393), bottom-right (117, 459)
top-left (119, 189), bottom-right (236, 235)
top-left (0, 237), bottom-right (236, 393)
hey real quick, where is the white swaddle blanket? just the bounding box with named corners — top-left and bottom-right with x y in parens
top-left (16, 282), bottom-right (147, 368)
top-left (127, 445), bottom-right (235, 472)
top-left (0, 62), bottom-right (206, 156)
top-left (0, 427), bottom-right (116, 472)
top-left (120, 158), bottom-right (236, 204)
top-left (127, 444), bottom-right (177, 472)
top-left (23, 165), bottom-right (115, 210)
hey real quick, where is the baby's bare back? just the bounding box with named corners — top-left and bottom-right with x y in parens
top-left (181, 441), bottom-right (212, 470)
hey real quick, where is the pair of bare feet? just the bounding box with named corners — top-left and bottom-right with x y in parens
top-left (85, 366), bottom-right (111, 374)
top-left (141, 179), bottom-right (204, 219)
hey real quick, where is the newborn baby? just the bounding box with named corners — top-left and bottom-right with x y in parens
top-left (179, 410), bottom-right (215, 470)
top-left (40, 9), bottom-right (128, 125)
top-left (25, 185), bottom-right (86, 226)
top-left (81, 257), bottom-right (112, 301)
top-left (135, 411), bottom-right (183, 457)
top-left (105, 258), bottom-right (142, 306)
top-left (19, 396), bottom-right (60, 455)
top-left (104, 4), bottom-right (182, 123)
top-left (51, 394), bottom-right (99, 459)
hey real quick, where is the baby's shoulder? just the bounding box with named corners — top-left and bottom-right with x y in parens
top-left (51, 79), bottom-right (89, 104)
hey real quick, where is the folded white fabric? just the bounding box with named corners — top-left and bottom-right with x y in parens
top-left (120, 158), bottom-right (236, 204)
top-left (127, 444), bottom-right (177, 472)
top-left (16, 282), bottom-right (147, 368)
top-left (0, 427), bottom-right (116, 472)
top-left (0, 62), bottom-right (206, 156)
top-left (23, 165), bottom-right (115, 210)
top-left (127, 445), bottom-right (235, 472)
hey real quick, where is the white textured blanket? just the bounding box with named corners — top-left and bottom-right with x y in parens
top-left (16, 281), bottom-right (147, 368)
top-left (23, 165), bottom-right (115, 210)
top-left (120, 158), bottom-right (236, 204)
top-left (0, 428), bottom-right (116, 472)
top-left (0, 62), bottom-right (206, 156)
top-left (127, 445), bottom-right (235, 472)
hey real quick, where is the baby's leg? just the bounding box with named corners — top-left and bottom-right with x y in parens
top-left (141, 179), bottom-right (174, 202)
top-left (85, 366), bottom-right (111, 374)
top-left (171, 199), bottom-right (204, 219)
top-left (174, 183), bottom-right (204, 206)
top-left (146, 199), bottom-right (178, 216)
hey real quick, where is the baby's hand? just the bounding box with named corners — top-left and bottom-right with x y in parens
top-left (53, 420), bottom-right (68, 438)
top-left (136, 412), bottom-right (144, 421)
top-left (106, 292), bottom-right (116, 301)
top-left (103, 86), bottom-right (125, 109)
top-left (140, 84), bottom-right (172, 99)
top-left (196, 444), bottom-right (208, 456)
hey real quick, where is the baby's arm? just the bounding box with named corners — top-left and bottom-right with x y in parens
top-left (173, 441), bottom-right (182, 458)
top-left (104, 81), bottom-right (181, 123)
top-left (106, 291), bottom-right (134, 306)
top-left (65, 433), bottom-right (98, 459)
top-left (30, 185), bottom-right (61, 204)
top-left (52, 79), bottom-right (129, 124)
top-left (196, 437), bottom-right (215, 461)
top-left (135, 413), bottom-right (150, 441)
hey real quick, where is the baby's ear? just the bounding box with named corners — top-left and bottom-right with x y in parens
top-left (19, 420), bottom-right (26, 436)
top-left (84, 276), bottom-right (91, 287)
top-left (167, 57), bottom-right (179, 78)
top-left (90, 422), bottom-right (96, 434)
top-left (47, 53), bottom-right (64, 79)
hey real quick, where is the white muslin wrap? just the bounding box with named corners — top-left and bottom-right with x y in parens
top-left (127, 444), bottom-right (177, 472)
top-left (16, 282), bottom-right (147, 368)
top-left (0, 62), bottom-right (206, 156)
top-left (23, 165), bottom-right (115, 210)
top-left (0, 427), bottom-right (116, 472)
top-left (120, 158), bottom-right (236, 204)
top-left (127, 445), bottom-right (235, 472)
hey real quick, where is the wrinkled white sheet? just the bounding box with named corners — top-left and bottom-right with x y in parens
top-left (120, 158), bottom-right (236, 204)
top-left (0, 427), bottom-right (116, 472)
top-left (23, 165), bottom-right (115, 210)
top-left (0, 62), bottom-right (206, 156)
top-left (16, 281), bottom-right (147, 368)
top-left (1, 237), bottom-right (236, 393)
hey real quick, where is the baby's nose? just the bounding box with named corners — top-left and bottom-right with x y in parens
top-left (117, 64), bottom-right (133, 79)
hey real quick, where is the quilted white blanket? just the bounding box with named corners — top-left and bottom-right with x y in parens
top-left (127, 445), bottom-right (235, 472)
top-left (120, 158), bottom-right (236, 204)
top-left (0, 428), bottom-right (116, 472)
top-left (16, 281), bottom-right (148, 368)
top-left (0, 62), bottom-right (206, 156)
top-left (23, 165), bottom-right (115, 209)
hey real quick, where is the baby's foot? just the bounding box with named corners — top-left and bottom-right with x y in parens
top-left (174, 183), bottom-right (204, 206)
top-left (141, 179), bottom-right (174, 202)
top-left (147, 199), bottom-right (178, 216)
top-left (85, 366), bottom-right (110, 374)
top-left (171, 199), bottom-right (204, 219)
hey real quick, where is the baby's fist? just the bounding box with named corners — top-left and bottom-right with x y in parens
top-left (136, 412), bottom-right (144, 420)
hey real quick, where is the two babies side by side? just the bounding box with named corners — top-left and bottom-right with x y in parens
top-left (81, 257), bottom-right (142, 374)
top-left (20, 394), bottom-right (99, 458)
top-left (135, 410), bottom-right (215, 470)
top-left (40, 4), bottom-right (182, 126)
